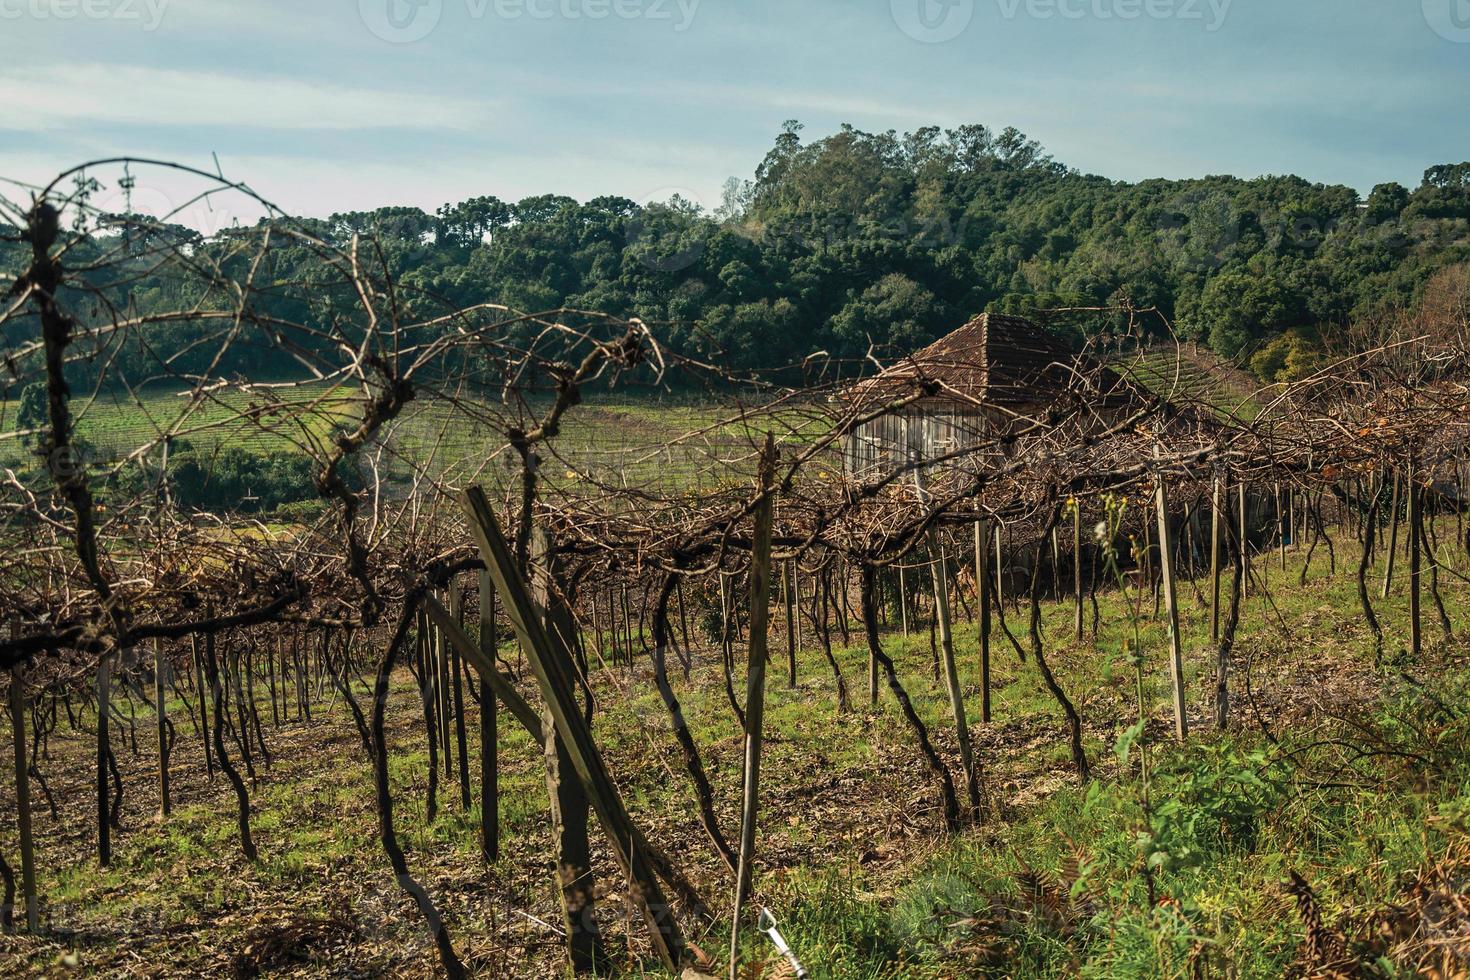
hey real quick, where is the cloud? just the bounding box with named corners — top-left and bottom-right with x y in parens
top-left (1, 63), bottom-right (503, 133)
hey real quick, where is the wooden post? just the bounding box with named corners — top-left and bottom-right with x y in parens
top-left (1238, 481), bottom-right (1249, 602)
top-left (897, 564), bottom-right (909, 648)
top-left (783, 560), bottom-right (797, 689)
top-left (450, 583), bottom-right (471, 811)
top-left (8, 662), bottom-right (38, 931)
top-left (1071, 503), bottom-right (1083, 643)
top-left (1409, 460), bottom-right (1422, 658)
top-left (436, 597), bottom-right (453, 776)
top-left (994, 524), bottom-right (1005, 610)
top-left (96, 653), bottom-right (112, 867)
top-left (976, 519), bottom-right (993, 724)
top-left (931, 538), bottom-right (981, 818)
top-left (477, 570), bottom-right (499, 864)
top-left (532, 531), bottom-right (602, 973)
top-left (730, 442), bottom-right (776, 979)
top-left (792, 568), bottom-right (803, 655)
top-left (154, 639), bottom-right (170, 817)
top-left (1155, 465), bottom-right (1189, 741)
top-left (193, 636), bottom-right (213, 776)
top-left (1275, 482), bottom-right (1287, 571)
top-left (1050, 527), bottom-right (1061, 603)
top-left (1210, 474), bottom-right (1223, 642)
top-left (463, 488), bottom-right (686, 971)
top-left (1383, 469), bottom-right (1402, 599)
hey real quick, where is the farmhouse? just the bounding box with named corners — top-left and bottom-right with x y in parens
top-left (842, 312), bottom-right (1132, 478)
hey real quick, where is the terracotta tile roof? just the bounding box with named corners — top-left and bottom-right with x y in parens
top-left (850, 312), bottom-right (1124, 408)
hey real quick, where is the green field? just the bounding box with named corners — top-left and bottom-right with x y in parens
top-left (0, 383), bottom-right (815, 494)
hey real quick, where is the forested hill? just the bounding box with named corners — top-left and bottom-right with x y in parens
top-left (11, 122), bottom-right (1470, 384)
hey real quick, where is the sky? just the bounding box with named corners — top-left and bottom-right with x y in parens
top-left (1, 0), bottom-right (1468, 228)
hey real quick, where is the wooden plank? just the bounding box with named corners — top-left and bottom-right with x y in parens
top-left (461, 488), bottom-right (685, 971)
top-left (421, 596), bottom-right (538, 737)
top-left (1156, 467), bottom-right (1189, 741)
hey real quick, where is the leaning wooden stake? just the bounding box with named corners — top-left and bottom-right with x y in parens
top-left (8, 663), bottom-right (38, 931)
top-left (1154, 466), bottom-right (1189, 741)
top-left (730, 440), bottom-right (776, 980)
top-left (462, 488), bottom-right (686, 972)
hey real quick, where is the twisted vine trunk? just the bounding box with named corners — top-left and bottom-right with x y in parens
top-left (1028, 506), bottom-right (1089, 785)
top-left (859, 565), bottom-right (962, 832)
top-left (650, 574), bottom-right (738, 875)
top-left (1357, 483), bottom-right (1386, 662)
top-left (203, 631), bottom-right (256, 862)
top-left (370, 600), bottom-right (468, 980)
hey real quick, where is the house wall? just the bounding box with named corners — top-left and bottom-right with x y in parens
top-left (843, 406), bottom-right (1004, 479)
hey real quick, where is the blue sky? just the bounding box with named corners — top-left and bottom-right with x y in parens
top-left (2, 0), bottom-right (1467, 226)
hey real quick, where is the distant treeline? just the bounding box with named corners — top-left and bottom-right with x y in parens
top-left (8, 121), bottom-right (1470, 385)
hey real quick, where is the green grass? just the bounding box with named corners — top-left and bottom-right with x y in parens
top-left (0, 383), bottom-right (827, 494)
top-left (2, 515), bottom-right (1468, 977)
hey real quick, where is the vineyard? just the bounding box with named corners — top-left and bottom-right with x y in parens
top-left (3, 164), bottom-right (1470, 980)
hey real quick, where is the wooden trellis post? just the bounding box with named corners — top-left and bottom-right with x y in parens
top-left (1408, 459), bottom-right (1422, 658)
top-left (8, 657), bottom-right (38, 931)
top-left (1275, 482), bottom-right (1286, 572)
top-left (154, 638), bottom-right (170, 817)
top-left (477, 569), bottom-right (499, 864)
top-left (931, 538), bottom-right (982, 818)
top-left (1071, 502), bottom-right (1083, 643)
top-left (449, 582), bottom-right (471, 811)
top-left (729, 440), bottom-right (776, 979)
top-left (462, 488), bottom-right (686, 972)
top-left (1238, 481), bottom-right (1249, 602)
top-left (532, 530), bottom-right (602, 972)
top-left (1210, 473), bottom-right (1223, 642)
top-left (994, 523), bottom-right (1005, 610)
top-left (436, 595), bottom-right (453, 776)
top-left (898, 564), bottom-right (909, 648)
top-left (1383, 468), bottom-right (1402, 599)
top-left (96, 652), bottom-right (113, 867)
top-left (783, 560), bottom-right (797, 689)
top-left (976, 519), bottom-right (993, 724)
top-left (1155, 464), bottom-right (1189, 741)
